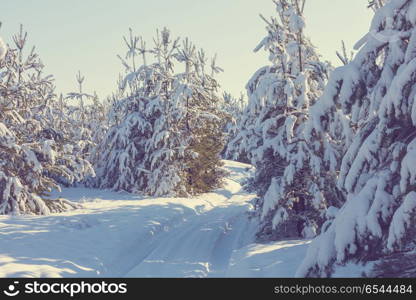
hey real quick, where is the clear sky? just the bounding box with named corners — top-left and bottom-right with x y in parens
top-left (0, 0), bottom-right (373, 99)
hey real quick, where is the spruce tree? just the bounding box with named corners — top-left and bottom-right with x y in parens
top-left (297, 0), bottom-right (416, 277)
top-left (0, 26), bottom-right (93, 214)
top-left (94, 29), bottom-right (156, 193)
top-left (222, 92), bottom-right (248, 162)
top-left (95, 28), bottom-right (226, 196)
top-left (233, 0), bottom-right (330, 239)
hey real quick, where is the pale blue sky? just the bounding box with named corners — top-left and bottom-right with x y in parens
top-left (1, 0), bottom-right (372, 98)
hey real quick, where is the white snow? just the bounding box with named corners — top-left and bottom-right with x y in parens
top-left (0, 37), bottom-right (6, 61)
top-left (0, 161), bottom-right (371, 278)
top-left (0, 122), bottom-right (11, 137)
top-left (261, 178), bottom-right (280, 219)
top-left (332, 261), bottom-right (375, 278)
top-left (387, 191), bottom-right (416, 250)
top-left (0, 161), bottom-right (260, 277)
top-left (226, 240), bottom-right (311, 277)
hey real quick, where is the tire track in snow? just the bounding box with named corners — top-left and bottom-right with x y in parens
top-left (119, 190), bottom-right (257, 277)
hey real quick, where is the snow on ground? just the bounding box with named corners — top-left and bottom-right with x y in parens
top-left (332, 262), bottom-right (375, 278)
top-left (226, 240), bottom-right (311, 277)
top-left (0, 160), bottom-right (341, 278)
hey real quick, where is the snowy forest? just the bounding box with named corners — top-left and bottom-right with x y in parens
top-left (1, 0), bottom-right (416, 278)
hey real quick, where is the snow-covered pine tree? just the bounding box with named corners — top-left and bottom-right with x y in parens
top-left (95, 28), bottom-right (225, 196)
top-left (65, 72), bottom-right (98, 159)
top-left (297, 0), bottom-right (416, 277)
top-left (0, 30), bottom-right (6, 61)
top-left (94, 29), bottom-right (156, 193)
top-left (0, 25), bottom-right (93, 214)
top-left (222, 92), bottom-right (249, 162)
top-left (141, 31), bottom-right (192, 196)
top-left (43, 92), bottom-right (96, 187)
top-left (87, 92), bottom-right (108, 149)
top-left (176, 45), bottom-right (227, 194)
top-left (224, 82), bottom-right (261, 165)
top-left (236, 0), bottom-right (330, 240)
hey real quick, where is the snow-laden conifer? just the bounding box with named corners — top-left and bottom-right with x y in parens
top-left (297, 0), bottom-right (416, 277)
top-left (222, 92), bottom-right (248, 162)
top-left (0, 26), bottom-right (93, 214)
top-left (231, 0), bottom-right (330, 239)
top-left (95, 28), bottom-right (226, 196)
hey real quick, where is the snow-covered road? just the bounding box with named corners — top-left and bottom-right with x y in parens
top-left (0, 161), bottom-right (311, 277)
